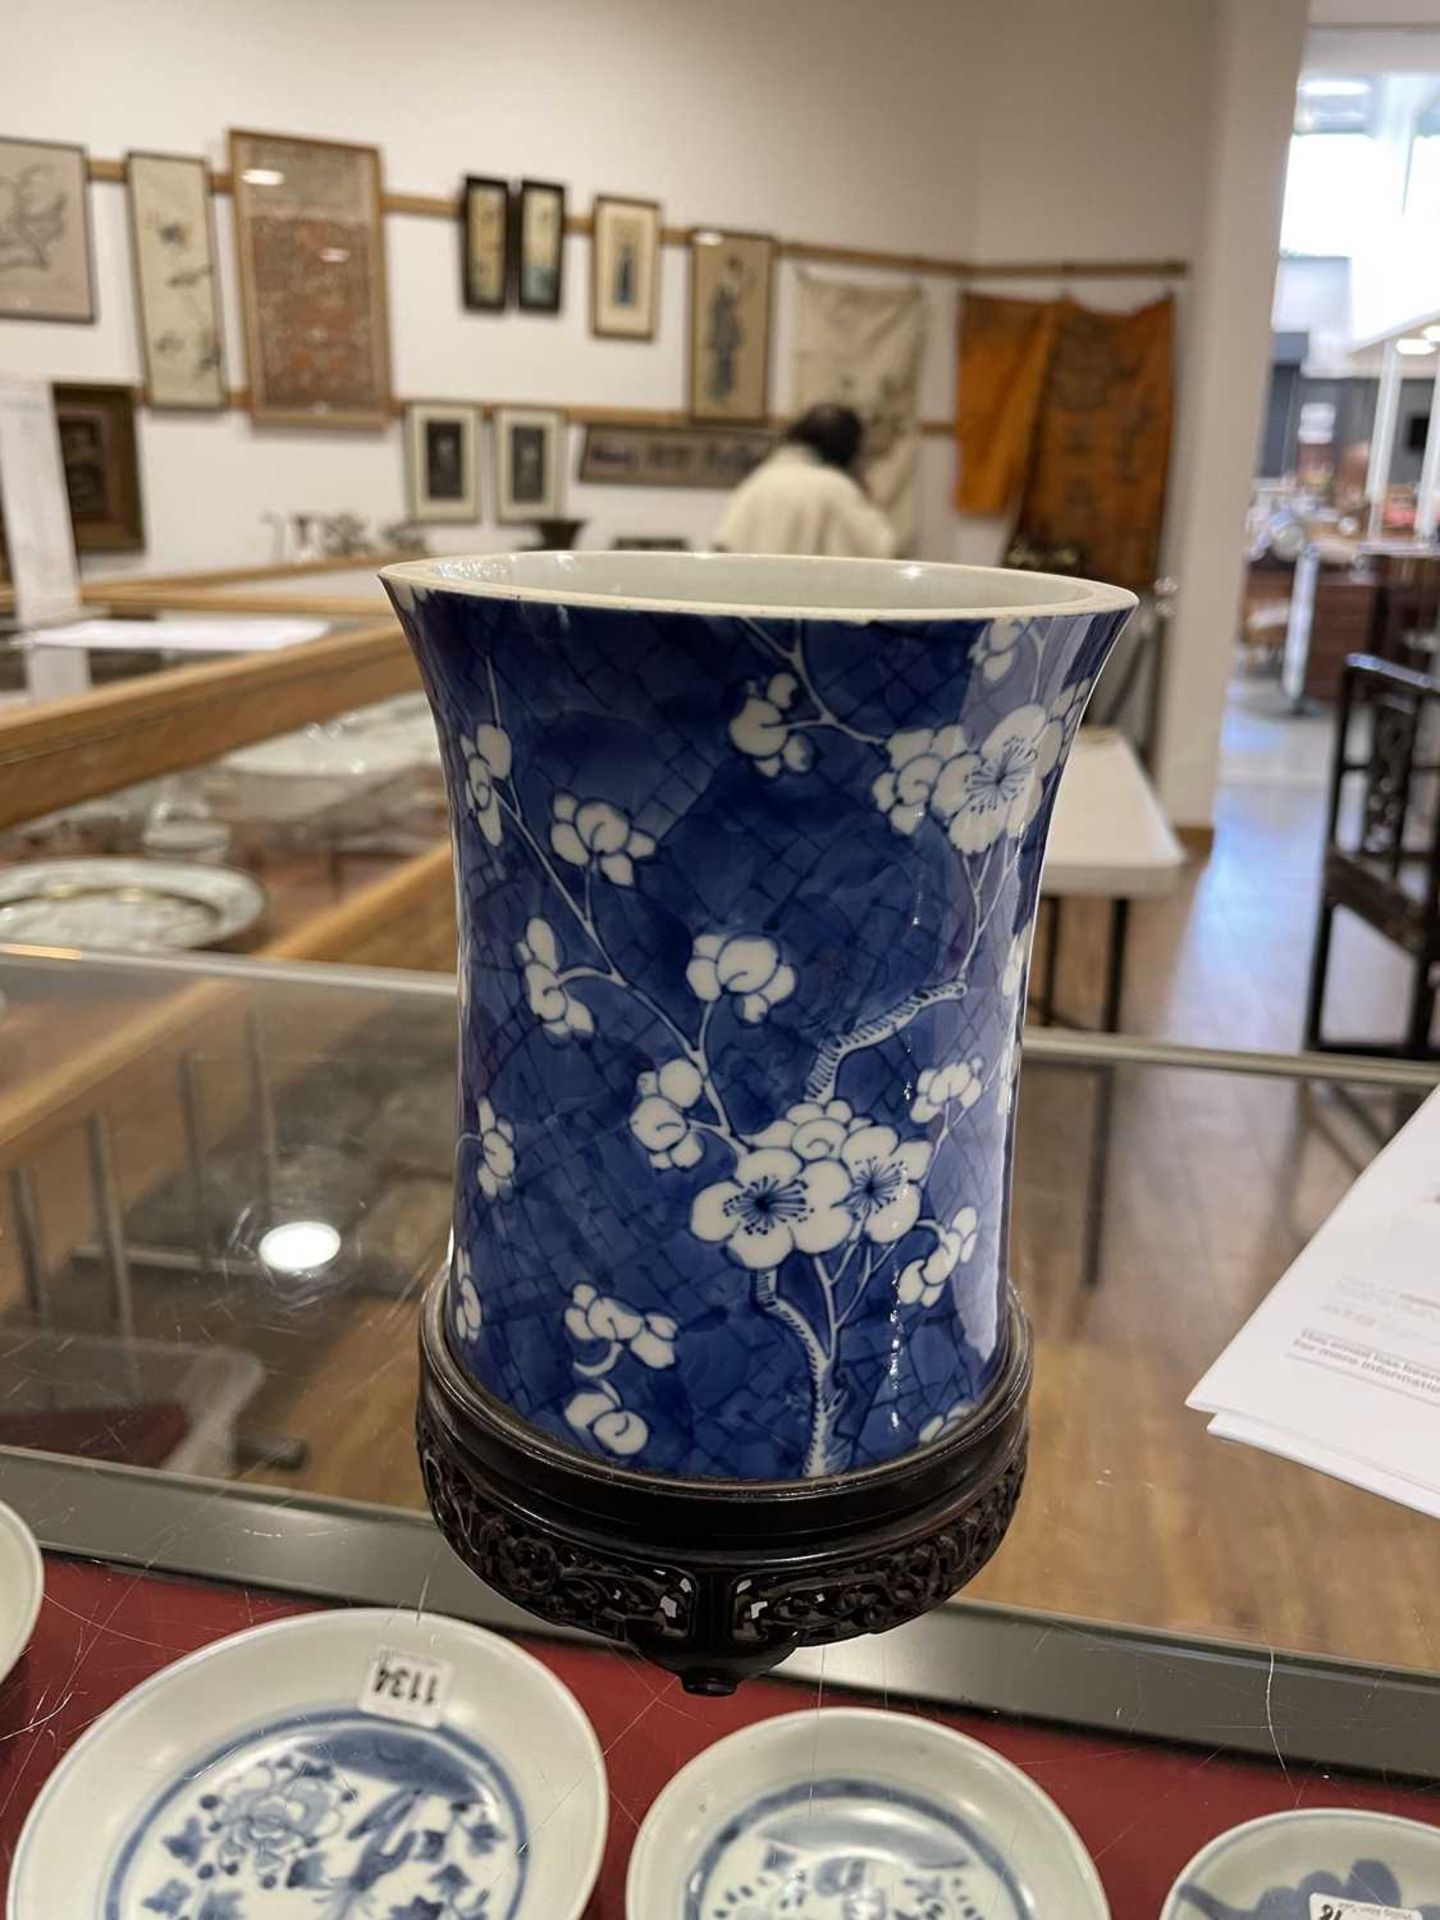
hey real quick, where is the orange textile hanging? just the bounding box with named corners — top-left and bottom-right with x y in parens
top-left (954, 293), bottom-right (1059, 516)
top-left (1018, 296), bottom-right (1174, 590)
top-left (955, 293), bottom-right (1175, 589)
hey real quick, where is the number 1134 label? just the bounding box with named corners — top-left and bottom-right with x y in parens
top-left (1308, 1896), bottom-right (1421, 1920)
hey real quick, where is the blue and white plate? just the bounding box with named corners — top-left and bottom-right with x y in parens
top-left (1162, 1808), bottom-right (1440, 1918)
top-left (9, 1607), bottom-right (607, 1919)
top-left (0, 1501), bottom-right (43, 1683)
top-left (626, 1706), bottom-right (1108, 1919)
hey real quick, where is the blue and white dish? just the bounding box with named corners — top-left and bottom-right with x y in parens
top-left (1162, 1809), bottom-right (1440, 1918)
top-left (9, 1607), bottom-right (607, 1919)
top-left (0, 1500), bottom-right (43, 1682)
top-left (384, 551), bottom-right (1133, 1483)
top-left (625, 1705), bottom-right (1109, 1918)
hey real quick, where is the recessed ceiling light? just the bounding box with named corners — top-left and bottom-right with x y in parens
top-left (1397, 337), bottom-right (1435, 355)
top-left (318, 246), bottom-right (350, 264)
top-left (241, 167), bottom-right (285, 188)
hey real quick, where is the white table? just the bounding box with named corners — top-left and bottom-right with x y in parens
top-left (1038, 728), bottom-right (1185, 1032)
top-left (1034, 729), bottom-right (1185, 1288)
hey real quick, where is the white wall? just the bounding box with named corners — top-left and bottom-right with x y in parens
top-left (0, 0), bottom-right (1306, 827)
top-left (0, 0), bottom-right (983, 570)
top-left (1158, 0), bottom-right (1309, 828)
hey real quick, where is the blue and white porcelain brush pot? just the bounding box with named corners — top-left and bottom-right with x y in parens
top-left (385, 551), bottom-right (1133, 1689)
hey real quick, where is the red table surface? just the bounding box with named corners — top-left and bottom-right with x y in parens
top-left (0, 1557), bottom-right (1436, 1918)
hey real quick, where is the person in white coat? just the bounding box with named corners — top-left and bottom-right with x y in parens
top-left (715, 404), bottom-right (897, 559)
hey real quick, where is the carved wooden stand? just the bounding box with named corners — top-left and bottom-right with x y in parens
top-left (417, 1276), bottom-right (1031, 1694)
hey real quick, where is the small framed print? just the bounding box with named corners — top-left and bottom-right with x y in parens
top-left (516, 179), bottom-right (565, 314)
top-left (462, 175), bottom-right (509, 312)
top-left (53, 381), bottom-right (145, 551)
top-left (0, 137), bottom-right (95, 323)
top-left (405, 403), bottom-right (479, 522)
top-left (493, 407), bottom-right (565, 522)
top-left (126, 151), bottom-right (226, 409)
top-left (689, 229), bottom-right (776, 424)
top-left (591, 194), bottom-right (661, 341)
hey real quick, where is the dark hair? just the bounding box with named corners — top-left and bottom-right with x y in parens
top-left (784, 403), bottom-right (865, 473)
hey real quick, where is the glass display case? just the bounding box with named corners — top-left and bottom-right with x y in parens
top-left (0, 942), bottom-right (1436, 1916)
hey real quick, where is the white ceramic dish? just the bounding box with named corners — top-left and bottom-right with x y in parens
top-left (0, 1501), bottom-right (43, 1684)
top-left (9, 1607), bottom-right (607, 1920)
top-left (0, 857), bottom-right (265, 951)
top-left (1161, 1808), bottom-right (1440, 1918)
top-left (626, 1705), bottom-right (1108, 1919)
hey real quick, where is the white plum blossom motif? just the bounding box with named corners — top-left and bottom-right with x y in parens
top-left (837, 1124), bottom-right (932, 1244)
top-left (691, 1148), bottom-right (851, 1270)
top-left (919, 1402), bottom-right (970, 1445)
top-left (516, 917), bottom-right (593, 1040)
top-left (910, 1056), bottom-right (984, 1124)
top-left (752, 1097), bottom-right (863, 1161)
top-left (453, 1248), bottom-right (483, 1341)
top-left (996, 1033), bottom-right (1020, 1118)
top-left (932, 704), bottom-right (1063, 854)
top-left (464, 723), bottom-right (512, 846)
top-left (565, 1380), bottom-right (650, 1457)
top-left (872, 725), bottom-right (968, 837)
top-left (562, 1280), bottom-right (676, 1460)
top-left (971, 618), bottom-right (1022, 684)
top-left (550, 792), bottom-right (656, 886)
top-left (730, 672), bottom-right (816, 778)
top-left (475, 1096), bottom-right (516, 1201)
top-left (898, 1204), bottom-right (979, 1308)
top-left (565, 1282), bottom-right (677, 1369)
top-left (1001, 923), bottom-right (1031, 1001)
top-left (630, 1058), bottom-right (706, 1170)
top-left (1050, 676), bottom-right (1092, 747)
top-left (687, 933), bottom-right (796, 1024)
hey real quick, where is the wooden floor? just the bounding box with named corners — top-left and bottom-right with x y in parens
top-left (12, 676), bottom-right (1440, 1674)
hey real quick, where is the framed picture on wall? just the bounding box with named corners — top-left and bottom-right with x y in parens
top-left (405, 402), bottom-right (479, 522)
top-left (591, 194), bottom-right (661, 340)
top-left (515, 179), bottom-right (565, 314)
top-left (493, 407), bottom-right (565, 522)
top-left (0, 137), bottom-right (95, 323)
top-left (461, 174), bottom-right (509, 312)
top-left (53, 381), bottom-right (144, 551)
top-left (229, 128), bottom-right (392, 428)
top-left (125, 151), bottom-right (226, 409)
top-left (688, 229), bottom-right (776, 425)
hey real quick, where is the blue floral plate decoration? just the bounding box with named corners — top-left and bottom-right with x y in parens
top-left (625, 1705), bottom-right (1109, 1918)
top-left (8, 1608), bottom-right (606, 1920)
top-left (1162, 1809), bottom-right (1440, 1919)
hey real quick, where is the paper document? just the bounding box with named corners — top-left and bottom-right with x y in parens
top-left (1189, 1088), bottom-right (1440, 1519)
top-left (0, 374), bottom-right (80, 630)
top-left (23, 617), bottom-right (329, 655)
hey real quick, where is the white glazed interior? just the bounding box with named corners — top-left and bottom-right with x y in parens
top-left (8, 1607), bottom-right (608, 1920)
top-left (382, 550), bottom-right (1138, 622)
top-left (0, 1502), bottom-right (42, 1685)
top-left (624, 1705), bottom-right (1109, 1918)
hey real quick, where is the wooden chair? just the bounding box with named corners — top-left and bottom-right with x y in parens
top-left (1304, 654), bottom-right (1440, 1058)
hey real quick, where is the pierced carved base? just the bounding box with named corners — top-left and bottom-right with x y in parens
top-left (416, 1277), bottom-right (1031, 1693)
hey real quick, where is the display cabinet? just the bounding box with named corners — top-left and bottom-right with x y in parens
top-left (0, 559), bottom-right (456, 972)
top-left (0, 942), bottom-right (1435, 1915)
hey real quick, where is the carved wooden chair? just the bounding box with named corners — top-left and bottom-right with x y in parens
top-left (1304, 654), bottom-right (1440, 1058)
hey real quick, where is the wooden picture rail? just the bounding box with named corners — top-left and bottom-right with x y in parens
top-left (68, 387), bottom-right (965, 440)
top-left (83, 155), bottom-right (1188, 285)
top-left (0, 617), bottom-right (415, 834)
